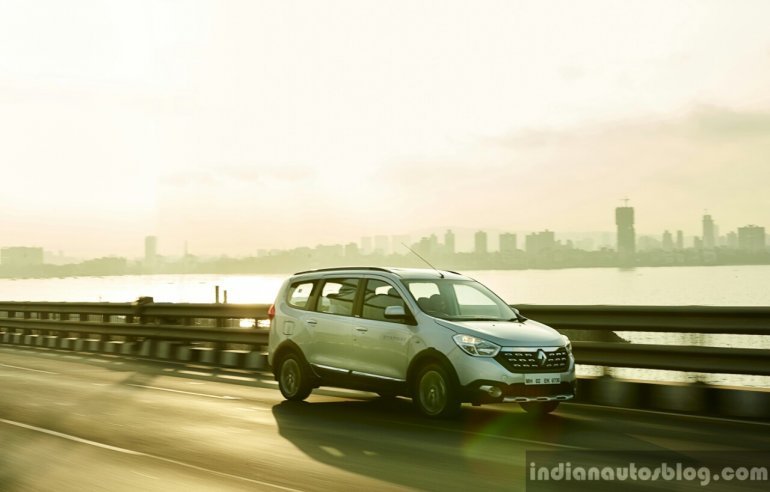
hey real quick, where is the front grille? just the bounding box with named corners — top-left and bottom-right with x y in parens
top-left (495, 348), bottom-right (570, 373)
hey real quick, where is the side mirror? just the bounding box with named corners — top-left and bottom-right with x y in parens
top-left (384, 305), bottom-right (407, 320)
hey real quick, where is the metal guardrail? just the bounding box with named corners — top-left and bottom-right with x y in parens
top-left (515, 304), bottom-right (770, 334)
top-left (515, 304), bottom-right (770, 376)
top-left (1, 302), bottom-right (769, 376)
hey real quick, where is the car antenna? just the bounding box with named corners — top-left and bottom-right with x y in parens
top-left (401, 243), bottom-right (444, 278)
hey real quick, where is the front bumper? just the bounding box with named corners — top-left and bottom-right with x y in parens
top-left (448, 346), bottom-right (577, 404)
top-left (462, 379), bottom-right (576, 404)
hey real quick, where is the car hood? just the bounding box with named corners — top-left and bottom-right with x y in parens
top-left (435, 318), bottom-right (565, 347)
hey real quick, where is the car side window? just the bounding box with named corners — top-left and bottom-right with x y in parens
top-left (361, 279), bottom-right (407, 323)
top-left (317, 278), bottom-right (359, 316)
top-left (406, 281), bottom-right (442, 313)
top-left (286, 281), bottom-right (316, 309)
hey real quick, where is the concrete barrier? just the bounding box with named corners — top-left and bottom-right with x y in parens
top-left (246, 352), bottom-right (268, 370)
top-left (221, 350), bottom-right (249, 368)
top-left (156, 341), bottom-right (185, 360)
top-left (24, 334), bottom-right (40, 346)
top-left (716, 388), bottom-right (770, 419)
top-left (59, 337), bottom-right (79, 350)
top-left (120, 342), bottom-right (139, 356)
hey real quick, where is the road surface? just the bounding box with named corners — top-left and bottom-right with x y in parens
top-left (0, 346), bottom-right (767, 491)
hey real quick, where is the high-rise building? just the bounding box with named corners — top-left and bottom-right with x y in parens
top-left (676, 230), bottom-right (684, 250)
top-left (702, 214), bottom-right (716, 249)
top-left (662, 230), bottom-right (674, 251)
top-left (344, 242), bottom-right (360, 258)
top-left (444, 230), bottom-right (456, 255)
top-left (414, 234), bottom-right (439, 258)
top-left (738, 225), bottom-right (766, 252)
top-left (373, 235), bottom-right (390, 255)
top-left (360, 236), bottom-right (373, 255)
top-left (525, 230), bottom-right (555, 254)
top-left (615, 205), bottom-right (636, 260)
top-left (474, 230), bottom-right (488, 254)
top-left (499, 233), bottom-right (517, 253)
top-left (144, 236), bottom-right (157, 263)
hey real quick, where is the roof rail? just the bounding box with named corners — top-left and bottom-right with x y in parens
top-left (293, 266), bottom-right (396, 275)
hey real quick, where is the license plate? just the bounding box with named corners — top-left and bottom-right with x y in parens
top-left (524, 374), bottom-right (561, 385)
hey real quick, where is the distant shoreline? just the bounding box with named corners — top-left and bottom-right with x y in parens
top-left (3, 260), bottom-right (770, 281)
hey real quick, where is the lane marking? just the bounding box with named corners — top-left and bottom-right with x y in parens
top-left (0, 363), bottom-right (58, 375)
top-left (127, 384), bottom-right (239, 400)
top-left (0, 418), bottom-right (142, 455)
top-left (132, 471), bottom-right (159, 480)
top-left (179, 370), bottom-right (213, 377)
top-left (217, 374), bottom-right (258, 382)
top-left (0, 418), bottom-right (303, 492)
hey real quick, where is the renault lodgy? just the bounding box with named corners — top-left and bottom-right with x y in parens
top-left (268, 267), bottom-right (575, 417)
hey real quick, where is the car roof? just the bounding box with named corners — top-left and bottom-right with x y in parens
top-left (292, 266), bottom-right (470, 281)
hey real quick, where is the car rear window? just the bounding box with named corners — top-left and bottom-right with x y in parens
top-left (286, 281), bottom-right (316, 309)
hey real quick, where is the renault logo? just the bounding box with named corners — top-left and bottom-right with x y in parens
top-left (536, 349), bottom-right (548, 367)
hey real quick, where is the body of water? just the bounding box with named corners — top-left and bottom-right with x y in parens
top-left (2, 265), bottom-right (768, 388)
top-left (2, 265), bottom-right (769, 306)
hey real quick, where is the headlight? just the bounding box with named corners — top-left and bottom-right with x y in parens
top-left (562, 335), bottom-right (572, 353)
top-left (453, 334), bottom-right (500, 357)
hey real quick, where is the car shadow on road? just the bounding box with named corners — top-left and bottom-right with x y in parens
top-left (270, 397), bottom-right (665, 491)
top-left (271, 395), bottom-right (770, 491)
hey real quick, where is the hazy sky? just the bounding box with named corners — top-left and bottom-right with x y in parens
top-left (2, 0), bottom-right (769, 257)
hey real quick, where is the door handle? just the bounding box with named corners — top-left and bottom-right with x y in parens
top-left (355, 327), bottom-right (368, 332)
top-left (306, 319), bottom-right (318, 326)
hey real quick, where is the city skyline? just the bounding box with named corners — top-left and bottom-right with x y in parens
top-left (2, 206), bottom-right (769, 262)
top-left (2, 202), bottom-right (767, 270)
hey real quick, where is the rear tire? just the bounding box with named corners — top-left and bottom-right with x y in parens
top-left (277, 352), bottom-right (313, 401)
top-left (413, 363), bottom-right (460, 418)
top-left (519, 401), bottom-right (559, 415)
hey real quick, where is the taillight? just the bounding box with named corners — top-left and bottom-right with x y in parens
top-left (267, 303), bottom-right (276, 321)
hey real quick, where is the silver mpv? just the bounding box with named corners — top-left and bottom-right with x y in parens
top-left (268, 267), bottom-right (576, 417)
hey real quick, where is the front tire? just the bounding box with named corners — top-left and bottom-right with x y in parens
top-left (519, 401), bottom-right (559, 415)
top-left (413, 363), bottom-right (460, 418)
top-left (277, 353), bottom-right (313, 401)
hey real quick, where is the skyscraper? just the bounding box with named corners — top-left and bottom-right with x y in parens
top-left (676, 230), bottom-right (684, 250)
top-left (615, 204), bottom-right (635, 262)
top-left (702, 214), bottom-right (716, 249)
top-left (374, 235), bottom-right (390, 255)
top-left (144, 236), bottom-right (157, 263)
top-left (662, 230), bottom-right (674, 251)
top-left (444, 230), bottom-right (456, 255)
top-left (499, 233), bottom-right (517, 253)
top-left (525, 231), bottom-right (555, 254)
top-left (738, 225), bottom-right (766, 252)
top-left (474, 230), bottom-right (488, 254)
top-left (360, 236), bottom-right (373, 255)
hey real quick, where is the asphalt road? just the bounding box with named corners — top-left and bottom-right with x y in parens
top-left (0, 346), bottom-right (768, 491)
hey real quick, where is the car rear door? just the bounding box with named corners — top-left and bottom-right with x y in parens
top-left (303, 276), bottom-right (362, 373)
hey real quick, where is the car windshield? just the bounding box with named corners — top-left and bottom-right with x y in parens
top-left (403, 279), bottom-right (517, 322)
